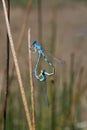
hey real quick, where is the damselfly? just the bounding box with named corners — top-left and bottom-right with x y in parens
top-left (31, 40), bottom-right (65, 82)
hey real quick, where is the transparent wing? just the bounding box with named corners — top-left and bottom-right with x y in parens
top-left (44, 49), bottom-right (65, 66)
top-left (31, 43), bottom-right (65, 66)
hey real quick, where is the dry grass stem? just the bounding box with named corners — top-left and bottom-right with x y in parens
top-left (3, 1), bottom-right (10, 130)
top-left (28, 29), bottom-right (36, 130)
top-left (2, 0), bottom-right (32, 129)
top-left (37, 0), bottom-right (42, 42)
top-left (16, 0), bottom-right (32, 52)
top-left (9, 0), bottom-right (32, 86)
top-left (71, 67), bottom-right (84, 121)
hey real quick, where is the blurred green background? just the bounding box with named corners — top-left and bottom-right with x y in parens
top-left (0, 0), bottom-right (87, 130)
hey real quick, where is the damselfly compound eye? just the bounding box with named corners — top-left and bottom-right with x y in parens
top-left (32, 40), bottom-right (37, 46)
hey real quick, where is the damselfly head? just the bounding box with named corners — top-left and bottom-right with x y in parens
top-left (32, 40), bottom-right (37, 46)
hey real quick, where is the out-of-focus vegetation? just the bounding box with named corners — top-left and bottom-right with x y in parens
top-left (11, 0), bottom-right (87, 7)
top-left (11, 0), bottom-right (35, 7)
top-left (11, 0), bottom-right (28, 6)
top-left (10, 0), bottom-right (87, 7)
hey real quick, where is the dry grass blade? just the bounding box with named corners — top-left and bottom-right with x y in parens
top-left (1, 0), bottom-right (32, 129)
top-left (71, 67), bottom-right (84, 121)
top-left (3, 1), bottom-right (10, 130)
top-left (28, 29), bottom-right (36, 130)
top-left (73, 67), bottom-right (84, 103)
top-left (9, 0), bottom-right (32, 86)
top-left (17, 0), bottom-right (32, 52)
top-left (80, 83), bottom-right (87, 96)
top-left (37, 0), bottom-right (42, 43)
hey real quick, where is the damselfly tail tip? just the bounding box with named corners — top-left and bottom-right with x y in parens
top-left (50, 76), bottom-right (55, 84)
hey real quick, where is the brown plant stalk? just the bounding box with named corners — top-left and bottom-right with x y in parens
top-left (9, 0), bottom-right (32, 86)
top-left (16, 0), bottom-right (32, 52)
top-left (2, 0), bottom-right (32, 129)
top-left (3, 0), bottom-right (10, 130)
top-left (37, 0), bottom-right (42, 43)
top-left (28, 29), bottom-right (36, 130)
top-left (71, 67), bottom-right (84, 121)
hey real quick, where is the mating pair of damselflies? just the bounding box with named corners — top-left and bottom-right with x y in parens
top-left (31, 40), bottom-right (65, 82)
top-left (31, 40), bottom-right (65, 105)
